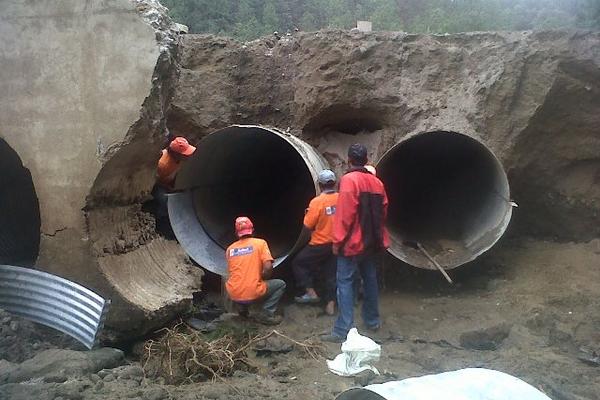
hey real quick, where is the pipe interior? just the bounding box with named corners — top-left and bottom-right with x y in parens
top-left (378, 131), bottom-right (511, 268)
top-left (0, 139), bottom-right (41, 265)
top-left (177, 127), bottom-right (316, 258)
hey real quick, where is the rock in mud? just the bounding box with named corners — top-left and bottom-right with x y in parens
top-left (459, 323), bottom-right (512, 350)
top-left (353, 369), bottom-right (378, 386)
top-left (253, 337), bottom-right (294, 356)
top-left (115, 365), bottom-right (145, 380)
top-left (577, 346), bottom-right (600, 367)
top-left (0, 347), bottom-right (125, 384)
top-left (142, 387), bottom-right (169, 400)
top-left (271, 365), bottom-right (292, 377)
top-left (0, 359), bottom-right (15, 371)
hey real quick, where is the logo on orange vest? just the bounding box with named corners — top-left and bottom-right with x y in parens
top-left (230, 246), bottom-right (254, 257)
top-left (325, 206), bottom-right (336, 215)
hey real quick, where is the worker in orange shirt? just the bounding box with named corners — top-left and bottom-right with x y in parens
top-left (152, 136), bottom-right (196, 237)
top-left (226, 216), bottom-right (286, 325)
top-left (292, 169), bottom-right (339, 315)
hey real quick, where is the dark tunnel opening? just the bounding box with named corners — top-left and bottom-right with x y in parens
top-left (170, 126), bottom-right (328, 276)
top-left (378, 131), bottom-right (512, 269)
top-left (0, 139), bottom-right (41, 266)
top-left (190, 131), bottom-right (314, 255)
top-left (302, 105), bottom-right (384, 136)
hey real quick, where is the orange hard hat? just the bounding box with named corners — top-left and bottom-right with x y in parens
top-left (169, 137), bottom-right (196, 156)
top-left (235, 216), bottom-right (254, 237)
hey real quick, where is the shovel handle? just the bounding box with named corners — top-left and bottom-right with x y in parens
top-left (417, 242), bottom-right (453, 284)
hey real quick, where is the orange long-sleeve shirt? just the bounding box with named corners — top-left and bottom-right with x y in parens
top-left (156, 149), bottom-right (181, 190)
top-left (303, 192), bottom-right (339, 245)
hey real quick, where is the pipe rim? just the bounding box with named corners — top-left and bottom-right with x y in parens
top-left (376, 130), bottom-right (512, 270)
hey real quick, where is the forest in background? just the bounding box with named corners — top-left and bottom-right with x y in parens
top-left (160, 0), bottom-right (600, 41)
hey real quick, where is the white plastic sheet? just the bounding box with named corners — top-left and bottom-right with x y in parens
top-left (362, 368), bottom-right (552, 400)
top-left (327, 328), bottom-right (381, 376)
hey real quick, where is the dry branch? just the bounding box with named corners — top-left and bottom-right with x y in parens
top-left (142, 322), bottom-right (325, 384)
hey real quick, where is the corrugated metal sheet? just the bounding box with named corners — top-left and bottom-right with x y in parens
top-left (0, 265), bottom-right (110, 349)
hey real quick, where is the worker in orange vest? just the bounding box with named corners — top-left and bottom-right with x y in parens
top-left (225, 216), bottom-right (286, 325)
top-left (152, 136), bottom-right (196, 237)
top-left (292, 169), bottom-right (339, 315)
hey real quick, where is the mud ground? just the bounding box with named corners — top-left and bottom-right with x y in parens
top-left (2, 237), bottom-right (600, 400)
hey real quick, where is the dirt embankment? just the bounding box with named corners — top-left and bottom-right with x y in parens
top-left (167, 30), bottom-right (600, 242)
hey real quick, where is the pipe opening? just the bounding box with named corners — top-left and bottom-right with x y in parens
top-left (378, 131), bottom-right (512, 269)
top-left (0, 139), bottom-right (41, 265)
top-left (303, 105), bottom-right (384, 136)
top-left (171, 126), bottom-right (328, 275)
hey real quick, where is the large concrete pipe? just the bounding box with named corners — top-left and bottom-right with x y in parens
top-left (0, 139), bottom-right (40, 266)
top-left (377, 131), bottom-right (512, 269)
top-left (169, 125), bottom-right (329, 275)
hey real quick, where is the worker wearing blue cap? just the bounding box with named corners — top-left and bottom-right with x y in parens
top-left (292, 169), bottom-right (339, 315)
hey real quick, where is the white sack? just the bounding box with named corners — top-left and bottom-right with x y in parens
top-left (364, 368), bottom-right (552, 400)
top-left (327, 328), bottom-right (381, 376)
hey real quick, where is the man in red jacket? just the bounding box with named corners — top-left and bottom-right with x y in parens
top-left (322, 144), bottom-right (389, 343)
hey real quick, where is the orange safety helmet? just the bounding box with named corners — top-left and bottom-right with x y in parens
top-left (235, 216), bottom-right (254, 237)
top-left (169, 137), bottom-right (196, 156)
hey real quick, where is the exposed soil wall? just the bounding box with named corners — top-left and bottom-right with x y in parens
top-left (168, 31), bottom-right (600, 242)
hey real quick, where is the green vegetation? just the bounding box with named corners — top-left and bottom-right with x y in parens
top-left (161, 0), bottom-right (600, 41)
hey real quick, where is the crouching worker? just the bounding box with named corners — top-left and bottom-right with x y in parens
top-left (293, 169), bottom-right (338, 315)
top-left (225, 216), bottom-right (286, 325)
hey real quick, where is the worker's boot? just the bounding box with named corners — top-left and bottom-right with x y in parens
top-left (254, 311), bottom-right (282, 325)
top-left (237, 304), bottom-right (250, 319)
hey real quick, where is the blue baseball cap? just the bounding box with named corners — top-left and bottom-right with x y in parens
top-left (317, 169), bottom-right (336, 184)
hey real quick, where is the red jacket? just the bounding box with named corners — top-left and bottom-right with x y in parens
top-left (333, 168), bottom-right (390, 256)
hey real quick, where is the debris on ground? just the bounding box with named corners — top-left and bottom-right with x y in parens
top-left (253, 336), bottom-right (294, 357)
top-left (185, 317), bottom-right (218, 333)
top-left (0, 348), bottom-right (124, 384)
top-left (459, 323), bottom-right (512, 351)
top-left (0, 309), bottom-right (80, 363)
top-left (577, 347), bottom-right (600, 367)
top-left (141, 321), bottom-right (324, 384)
top-left (142, 321), bottom-right (256, 384)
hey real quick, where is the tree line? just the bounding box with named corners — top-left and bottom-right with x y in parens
top-left (160, 0), bottom-right (600, 41)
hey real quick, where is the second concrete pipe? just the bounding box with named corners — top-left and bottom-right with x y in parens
top-left (170, 126), bottom-right (512, 273)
